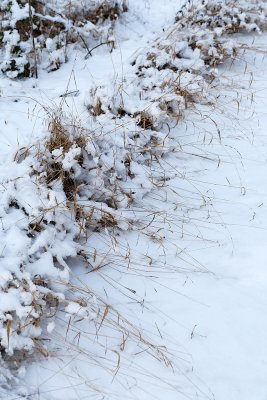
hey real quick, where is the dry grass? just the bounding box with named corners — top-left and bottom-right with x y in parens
top-left (1, 1), bottom-right (266, 398)
top-left (66, 0), bottom-right (128, 25)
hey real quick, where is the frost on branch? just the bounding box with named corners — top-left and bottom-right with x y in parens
top-left (0, 0), bottom-right (127, 78)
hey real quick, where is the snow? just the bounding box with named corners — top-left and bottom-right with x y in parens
top-left (47, 321), bottom-right (55, 333)
top-left (0, 0), bottom-right (267, 399)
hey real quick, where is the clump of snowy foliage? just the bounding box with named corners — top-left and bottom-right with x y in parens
top-left (0, 0), bottom-right (127, 78)
top-left (0, 0), bottom-right (266, 392)
top-left (90, 0), bottom-right (266, 129)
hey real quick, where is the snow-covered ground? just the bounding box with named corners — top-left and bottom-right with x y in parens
top-left (0, 1), bottom-right (267, 399)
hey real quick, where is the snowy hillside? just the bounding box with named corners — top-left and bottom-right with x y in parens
top-left (0, 1), bottom-right (267, 399)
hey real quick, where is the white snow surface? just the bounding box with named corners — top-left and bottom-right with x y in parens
top-left (0, 0), bottom-right (267, 399)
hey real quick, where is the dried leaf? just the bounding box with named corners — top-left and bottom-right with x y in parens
top-left (6, 320), bottom-right (11, 347)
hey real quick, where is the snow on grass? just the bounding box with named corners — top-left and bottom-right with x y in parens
top-left (0, 0), bottom-right (127, 77)
top-left (0, 0), bottom-right (266, 398)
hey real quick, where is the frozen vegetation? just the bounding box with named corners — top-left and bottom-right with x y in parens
top-left (0, 1), bottom-right (266, 399)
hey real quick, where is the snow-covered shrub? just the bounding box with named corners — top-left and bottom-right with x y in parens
top-left (175, 0), bottom-right (266, 65)
top-left (0, 105), bottom-right (171, 390)
top-left (0, 0), bottom-right (127, 78)
top-left (0, 129), bottom-right (81, 387)
top-left (87, 0), bottom-right (266, 131)
top-left (0, 0), bottom-right (266, 392)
